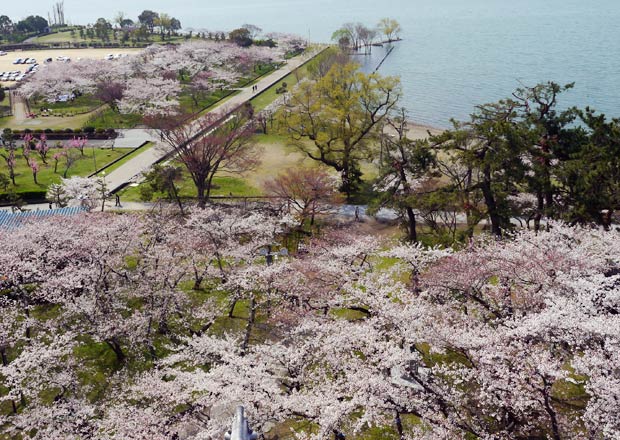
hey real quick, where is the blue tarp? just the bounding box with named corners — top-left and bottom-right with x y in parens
top-left (0, 207), bottom-right (87, 229)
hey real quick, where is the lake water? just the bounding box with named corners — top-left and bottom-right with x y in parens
top-left (15, 0), bottom-right (620, 127)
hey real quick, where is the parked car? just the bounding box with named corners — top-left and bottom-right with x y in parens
top-left (13, 58), bottom-right (22, 64)
top-left (26, 58), bottom-right (36, 64)
top-left (0, 51), bottom-right (8, 56)
top-left (44, 57), bottom-right (53, 63)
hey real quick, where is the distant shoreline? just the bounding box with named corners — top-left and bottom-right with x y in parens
top-left (407, 121), bottom-right (444, 140)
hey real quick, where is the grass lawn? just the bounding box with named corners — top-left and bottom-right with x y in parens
top-left (0, 111), bottom-right (98, 130)
top-left (118, 171), bottom-right (261, 202)
top-left (0, 94), bottom-right (10, 117)
top-left (250, 47), bottom-right (333, 112)
top-left (33, 30), bottom-right (190, 45)
top-left (31, 94), bottom-right (103, 116)
top-left (250, 69), bottom-right (304, 112)
top-left (0, 147), bottom-right (127, 195)
top-left (85, 108), bottom-right (143, 129)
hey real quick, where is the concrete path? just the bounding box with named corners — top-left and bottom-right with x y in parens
top-left (10, 91), bottom-right (29, 121)
top-left (102, 50), bottom-right (322, 193)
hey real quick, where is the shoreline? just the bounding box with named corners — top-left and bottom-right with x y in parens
top-left (407, 121), bottom-right (444, 139)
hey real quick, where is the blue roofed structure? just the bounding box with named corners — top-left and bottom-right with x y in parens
top-left (0, 207), bottom-right (87, 229)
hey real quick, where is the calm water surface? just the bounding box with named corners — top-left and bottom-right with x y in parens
top-left (16, 0), bottom-right (620, 127)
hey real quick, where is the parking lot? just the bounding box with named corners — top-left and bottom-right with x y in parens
top-left (0, 47), bottom-right (143, 88)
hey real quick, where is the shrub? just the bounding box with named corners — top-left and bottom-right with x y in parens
top-left (44, 128), bottom-right (53, 134)
top-left (83, 126), bottom-right (95, 134)
top-left (95, 128), bottom-right (105, 134)
top-left (34, 129), bottom-right (43, 134)
top-left (64, 128), bottom-right (73, 133)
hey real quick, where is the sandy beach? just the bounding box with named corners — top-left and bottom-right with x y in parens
top-left (407, 121), bottom-right (444, 139)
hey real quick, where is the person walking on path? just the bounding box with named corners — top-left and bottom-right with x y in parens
top-left (355, 206), bottom-right (360, 222)
top-left (115, 194), bottom-right (121, 207)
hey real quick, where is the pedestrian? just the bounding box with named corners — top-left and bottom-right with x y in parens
top-left (354, 206), bottom-right (360, 222)
top-left (48, 202), bottom-right (53, 210)
top-left (115, 194), bottom-right (121, 207)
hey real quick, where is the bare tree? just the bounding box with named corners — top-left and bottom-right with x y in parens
top-left (52, 2), bottom-right (65, 26)
top-left (265, 167), bottom-right (342, 226)
top-left (146, 107), bottom-right (260, 208)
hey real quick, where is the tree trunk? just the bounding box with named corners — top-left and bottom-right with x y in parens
top-left (169, 183), bottom-right (185, 215)
top-left (196, 184), bottom-right (206, 209)
top-left (542, 385), bottom-right (561, 440)
top-left (395, 411), bottom-right (404, 439)
top-left (0, 347), bottom-right (7, 366)
top-left (480, 170), bottom-right (502, 237)
top-left (241, 295), bottom-right (256, 355)
top-left (106, 338), bottom-right (126, 364)
top-left (228, 299), bottom-right (238, 318)
top-left (405, 206), bottom-right (417, 242)
top-left (534, 192), bottom-right (544, 232)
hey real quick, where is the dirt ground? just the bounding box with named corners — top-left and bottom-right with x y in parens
top-left (0, 48), bottom-right (143, 88)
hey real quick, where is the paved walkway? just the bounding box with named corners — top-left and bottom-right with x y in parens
top-left (10, 91), bottom-right (29, 121)
top-left (103, 51), bottom-right (322, 193)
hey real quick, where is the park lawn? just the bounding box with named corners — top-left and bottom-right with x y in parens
top-left (250, 69), bottom-right (302, 112)
top-left (85, 108), bottom-right (143, 129)
top-left (0, 147), bottom-right (127, 194)
top-left (33, 30), bottom-right (191, 45)
top-left (30, 94), bottom-right (103, 116)
top-left (118, 170), bottom-right (261, 203)
top-left (0, 111), bottom-right (98, 130)
top-left (0, 93), bottom-right (10, 115)
top-left (249, 47), bottom-right (333, 112)
top-left (178, 88), bottom-right (239, 114)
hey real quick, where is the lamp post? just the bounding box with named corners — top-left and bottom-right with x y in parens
top-left (224, 406), bottom-right (257, 440)
top-left (258, 244), bottom-right (288, 266)
top-left (99, 171), bottom-right (107, 212)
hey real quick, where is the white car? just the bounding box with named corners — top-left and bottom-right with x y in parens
top-left (105, 54), bottom-right (115, 60)
top-left (13, 58), bottom-right (22, 64)
top-left (26, 58), bottom-right (36, 64)
top-left (0, 51), bottom-right (7, 56)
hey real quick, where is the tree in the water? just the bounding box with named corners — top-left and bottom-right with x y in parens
top-left (377, 18), bottom-right (402, 42)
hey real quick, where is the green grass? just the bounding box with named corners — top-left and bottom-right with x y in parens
top-left (250, 47), bottom-right (333, 112)
top-left (178, 88), bottom-right (239, 114)
top-left (0, 147), bottom-right (127, 194)
top-left (33, 30), bottom-right (190, 45)
top-left (118, 170), bottom-right (261, 203)
top-left (31, 94), bottom-right (103, 116)
top-left (0, 94), bottom-right (10, 117)
top-left (85, 108), bottom-right (143, 129)
top-left (250, 69), bottom-right (304, 112)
